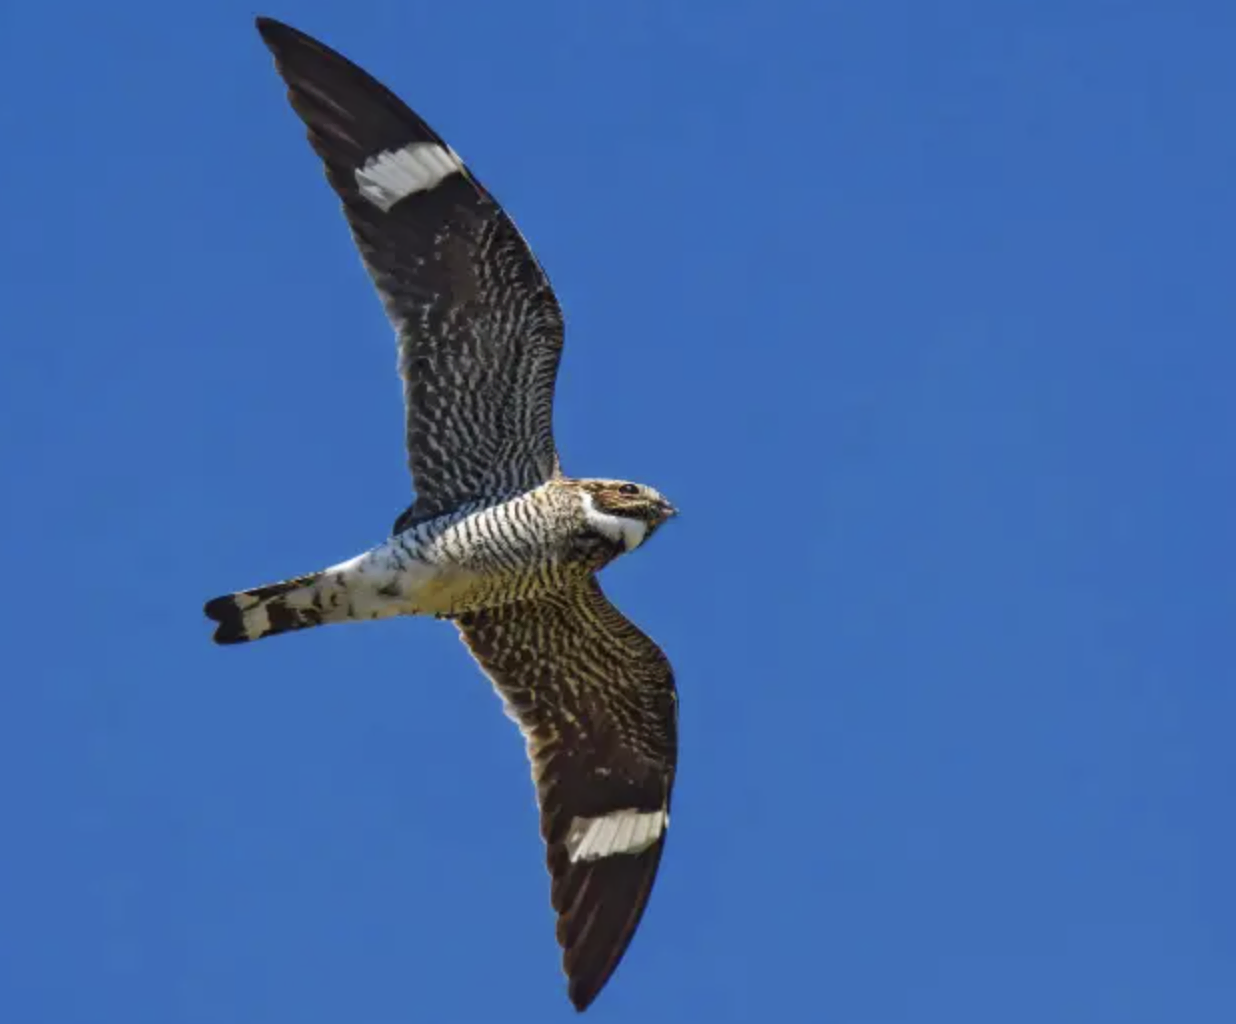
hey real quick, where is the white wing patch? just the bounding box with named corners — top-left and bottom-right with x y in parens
top-left (581, 492), bottom-right (648, 552)
top-left (355, 142), bottom-right (463, 211)
top-left (565, 809), bottom-right (667, 862)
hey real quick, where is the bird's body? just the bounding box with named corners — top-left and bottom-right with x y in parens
top-left (207, 478), bottom-right (667, 641)
top-left (204, 17), bottom-right (681, 1012)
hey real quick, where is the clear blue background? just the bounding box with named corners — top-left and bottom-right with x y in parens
top-left (2, 2), bottom-right (1233, 1021)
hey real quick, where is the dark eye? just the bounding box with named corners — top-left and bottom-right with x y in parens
top-left (618, 483), bottom-right (640, 496)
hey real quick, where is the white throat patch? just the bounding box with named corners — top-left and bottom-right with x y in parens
top-left (355, 142), bottom-right (463, 212)
top-left (582, 492), bottom-right (648, 552)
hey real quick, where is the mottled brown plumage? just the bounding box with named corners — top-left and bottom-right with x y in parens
top-left (458, 578), bottom-right (675, 1011)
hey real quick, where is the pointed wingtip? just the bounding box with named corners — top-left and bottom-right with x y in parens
top-left (569, 982), bottom-right (598, 1013)
top-left (254, 16), bottom-right (307, 54)
top-left (254, 15), bottom-right (278, 40)
top-left (554, 838), bottom-right (668, 1015)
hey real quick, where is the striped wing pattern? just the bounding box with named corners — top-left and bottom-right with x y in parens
top-left (257, 19), bottom-right (565, 519)
top-left (457, 578), bottom-right (678, 1011)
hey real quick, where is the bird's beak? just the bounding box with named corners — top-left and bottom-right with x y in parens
top-left (657, 502), bottom-right (678, 523)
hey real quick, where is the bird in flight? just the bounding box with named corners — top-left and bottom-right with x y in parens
top-left (204, 17), bottom-right (679, 1012)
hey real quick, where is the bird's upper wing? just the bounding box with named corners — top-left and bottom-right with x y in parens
top-left (456, 578), bottom-right (678, 1011)
top-left (257, 19), bottom-right (565, 519)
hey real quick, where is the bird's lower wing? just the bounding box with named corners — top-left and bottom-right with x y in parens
top-left (456, 577), bottom-right (677, 1011)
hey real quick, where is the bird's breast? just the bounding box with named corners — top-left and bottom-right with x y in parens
top-left (402, 495), bottom-right (586, 607)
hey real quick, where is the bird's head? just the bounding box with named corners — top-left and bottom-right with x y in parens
top-left (576, 479), bottom-right (678, 552)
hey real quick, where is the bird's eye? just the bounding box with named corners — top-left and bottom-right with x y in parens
top-left (618, 483), bottom-right (640, 496)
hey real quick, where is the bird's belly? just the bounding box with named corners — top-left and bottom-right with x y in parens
top-left (407, 563), bottom-right (486, 615)
top-left (332, 542), bottom-right (480, 618)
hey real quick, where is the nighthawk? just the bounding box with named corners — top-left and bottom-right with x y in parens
top-left (204, 17), bottom-right (679, 1013)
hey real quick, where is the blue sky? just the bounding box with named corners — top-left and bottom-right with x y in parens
top-left (2, 1), bottom-right (1233, 1021)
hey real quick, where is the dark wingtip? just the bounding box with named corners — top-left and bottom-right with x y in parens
top-left (254, 15), bottom-right (288, 40)
top-left (204, 595), bottom-right (248, 645)
top-left (569, 984), bottom-right (596, 1013)
top-left (255, 16), bottom-right (331, 55)
top-left (554, 835), bottom-right (668, 1013)
top-left (254, 16), bottom-right (317, 61)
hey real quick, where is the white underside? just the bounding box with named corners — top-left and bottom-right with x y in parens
top-left (340, 542), bottom-right (478, 617)
top-left (355, 142), bottom-right (463, 211)
top-left (293, 544), bottom-right (458, 619)
top-left (565, 808), bottom-right (667, 862)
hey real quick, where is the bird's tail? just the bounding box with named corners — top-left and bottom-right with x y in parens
top-left (204, 570), bottom-right (351, 644)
